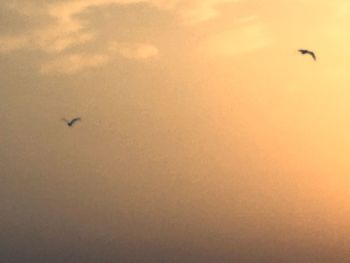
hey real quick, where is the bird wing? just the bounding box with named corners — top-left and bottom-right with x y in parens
top-left (298, 49), bottom-right (316, 60)
top-left (70, 117), bottom-right (81, 125)
top-left (62, 118), bottom-right (69, 124)
top-left (310, 51), bottom-right (316, 61)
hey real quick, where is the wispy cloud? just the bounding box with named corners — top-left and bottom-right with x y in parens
top-left (3, 0), bottom-right (238, 54)
top-left (109, 42), bottom-right (159, 59)
top-left (163, 0), bottom-right (239, 25)
top-left (201, 23), bottom-right (272, 56)
top-left (0, 35), bottom-right (30, 53)
top-left (0, 0), bottom-right (238, 73)
top-left (40, 41), bottom-right (158, 75)
top-left (40, 53), bottom-right (109, 75)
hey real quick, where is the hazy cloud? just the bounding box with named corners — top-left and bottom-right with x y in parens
top-left (3, 1), bottom-right (350, 262)
top-left (160, 0), bottom-right (239, 25)
top-left (2, 0), bottom-right (238, 54)
top-left (0, 0), bottom-right (238, 73)
top-left (109, 42), bottom-right (159, 59)
top-left (40, 53), bottom-right (109, 74)
top-left (40, 42), bottom-right (158, 74)
top-left (201, 23), bottom-right (272, 56)
top-left (0, 35), bottom-right (30, 53)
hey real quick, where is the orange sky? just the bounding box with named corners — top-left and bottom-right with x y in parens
top-left (1, 0), bottom-right (350, 262)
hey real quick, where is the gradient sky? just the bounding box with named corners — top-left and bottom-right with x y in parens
top-left (2, 0), bottom-right (350, 262)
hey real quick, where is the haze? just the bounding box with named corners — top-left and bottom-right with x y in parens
top-left (1, 0), bottom-right (350, 262)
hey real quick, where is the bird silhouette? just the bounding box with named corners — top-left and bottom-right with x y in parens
top-left (62, 117), bottom-right (81, 127)
top-left (298, 49), bottom-right (316, 61)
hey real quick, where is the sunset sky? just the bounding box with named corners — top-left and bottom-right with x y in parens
top-left (2, 0), bottom-right (350, 262)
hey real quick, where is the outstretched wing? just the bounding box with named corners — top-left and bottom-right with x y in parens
top-left (298, 49), bottom-right (316, 61)
top-left (62, 118), bottom-right (69, 124)
top-left (70, 117), bottom-right (81, 126)
top-left (309, 51), bottom-right (316, 61)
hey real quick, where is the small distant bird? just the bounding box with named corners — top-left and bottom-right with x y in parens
top-left (298, 49), bottom-right (316, 61)
top-left (62, 117), bottom-right (81, 127)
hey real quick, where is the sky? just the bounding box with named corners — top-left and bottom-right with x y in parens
top-left (1, 0), bottom-right (350, 262)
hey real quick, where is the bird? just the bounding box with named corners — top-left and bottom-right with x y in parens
top-left (298, 49), bottom-right (316, 61)
top-left (62, 117), bottom-right (81, 127)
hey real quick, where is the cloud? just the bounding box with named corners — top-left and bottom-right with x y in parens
top-left (2, 0), bottom-right (238, 54)
top-left (0, 35), bottom-right (30, 53)
top-left (40, 53), bottom-right (109, 74)
top-left (201, 23), bottom-right (272, 56)
top-left (40, 42), bottom-right (158, 74)
top-left (172, 0), bottom-right (239, 25)
top-left (0, 0), bottom-right (238, 74)
top-left (109, 42), bottom-right (159, 59)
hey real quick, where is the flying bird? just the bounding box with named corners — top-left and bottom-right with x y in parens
top-left (62, 117), bottom-right (81, 127)
top-left (298, 49), bottom-right (316, 61)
